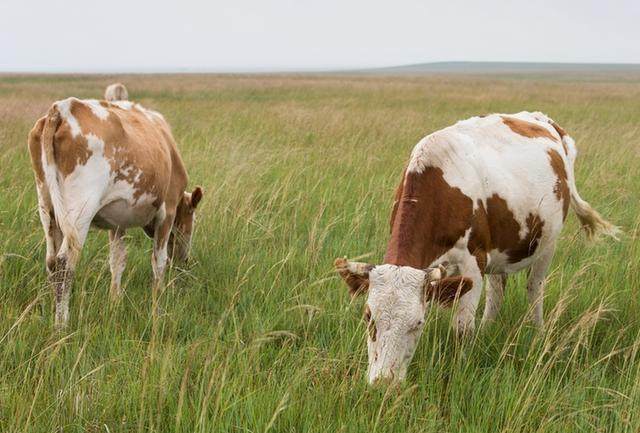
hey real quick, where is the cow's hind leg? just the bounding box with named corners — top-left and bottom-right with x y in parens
top-left (52, 235), bottom-right (86, 329)
top-left (35, 184), bottom-right (62, 274)
top-left (453, 255), bottom-right (484, 336)
top-left (51, 199), bottom-right (97, 329)
top-left (481, 274), bottom-right (507, 327)
top-left (526, 245), bottom-right (555, 329)
top-left (108, 228), bottom-right (127, 300)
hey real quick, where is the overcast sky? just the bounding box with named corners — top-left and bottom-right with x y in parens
top-left (2, 0), bottom-right (639, 72)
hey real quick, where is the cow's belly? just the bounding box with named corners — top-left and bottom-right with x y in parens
top-left (485, 249), bottom-right (536, 274)
top-left (92, 199), bottom-right (157, 230)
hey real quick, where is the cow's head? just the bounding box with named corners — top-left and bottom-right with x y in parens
top-left (334, 258), bottom-right (472, 384)
top-left (169, 187), bottom-right (203, 262)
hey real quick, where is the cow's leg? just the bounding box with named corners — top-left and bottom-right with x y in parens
top-left (35, 183), bottom-right (63, 274)
top-left (453, 256), bottom-right (484, 336)
top-left (526, 246), bottom-right (555, 329)
top-left (108, 228), bottom-right (127, 300)
top-left (51, 199), bottom-right (97, 329)
top-left (151, 208), bottom-right (175, 289)
top-left (52, 226), bottom-right (90, 329)
top-left (481, 274), bottom-right (507, 327)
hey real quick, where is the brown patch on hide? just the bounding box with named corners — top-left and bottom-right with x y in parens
top-left (485, 194), bottom-right (544, 263)
top-left (501, 116), bottom-right (556, 141)
top-left (547, 149), bottom-right (570, 220)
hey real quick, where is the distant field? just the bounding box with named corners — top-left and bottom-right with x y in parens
top-left (0, 73), bottom-right (639, 432)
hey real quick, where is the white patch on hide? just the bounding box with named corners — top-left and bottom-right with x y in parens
top-left (56, 98), bottom-right (82, 137)
top-left (84, 99), bottom-right (110, 120)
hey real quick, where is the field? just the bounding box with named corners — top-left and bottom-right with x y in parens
top-left (0, 72), bottom-right (639, 432)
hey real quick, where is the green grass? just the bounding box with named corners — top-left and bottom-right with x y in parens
top-left (0, 73), bottom-right (639, 432)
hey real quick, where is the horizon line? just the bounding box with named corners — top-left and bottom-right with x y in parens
top-left (2, 60), bottom-right (640, 75)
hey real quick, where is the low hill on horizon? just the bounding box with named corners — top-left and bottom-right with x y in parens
top-left (357, 61), bottom-right (640, 75)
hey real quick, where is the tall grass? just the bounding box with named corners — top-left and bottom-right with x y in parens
top-left (0, 73), bottom-right (638, 432)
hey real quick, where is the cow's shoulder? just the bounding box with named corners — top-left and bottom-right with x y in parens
top-left (385, 164), bottom-right (474, 268)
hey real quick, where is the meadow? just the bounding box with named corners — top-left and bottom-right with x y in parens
top-left (0, 72), bottom-right (639, 432)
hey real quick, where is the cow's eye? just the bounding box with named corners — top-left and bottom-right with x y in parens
top-left (410, 319), bottom-right (424, 332)
top-left (368, 320), bottom-right (377, 342)
top-left (363, 306), bottom-right (376, 341)
top-left (363, 305), bottom-right (372, 323)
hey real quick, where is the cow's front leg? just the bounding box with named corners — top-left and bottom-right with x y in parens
top-left (151, 209), bottom-right (175, 290)
top-left (108, 228), bottom-right (127, 300)
top-left (453, 257), bottom-right (484, 337)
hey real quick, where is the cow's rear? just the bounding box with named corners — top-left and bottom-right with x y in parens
top-left (28, 97), bottom-right (203, 328)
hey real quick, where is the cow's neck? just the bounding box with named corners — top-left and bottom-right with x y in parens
top-left (383, 167), bottom-right (473, 269)
top-left (384, 199), bottom-right (434, 269)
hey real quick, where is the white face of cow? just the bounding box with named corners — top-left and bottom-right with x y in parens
top-left (335, 258), bottom-right (473, 385)
top-left (365, 265), bottom-right (428, 383)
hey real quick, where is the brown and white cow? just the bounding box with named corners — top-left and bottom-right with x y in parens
top-left (28, 97), bottom-right (202, 328)
top-left (335, 111), bottom-right (619, 384)
top-left (104, 83), bottom-right (129, 101)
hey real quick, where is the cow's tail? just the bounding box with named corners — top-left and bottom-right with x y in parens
top-left (41, 104), bottom-right (80, 253)
top-left (562, 133), bottom-right (621, 241)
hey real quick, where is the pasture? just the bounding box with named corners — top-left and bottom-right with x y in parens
top-left (0, 72), bottom-right (639, 432)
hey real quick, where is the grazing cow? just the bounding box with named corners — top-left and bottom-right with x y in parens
top-left (28, 97), bottom-right (203, 328)
top-left (104, 83), bottom-right (129, 101)
top-left (335, 111), bottom-right (619, 384)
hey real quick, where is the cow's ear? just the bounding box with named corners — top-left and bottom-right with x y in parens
top-left (334, 258), bottom-right (373, 297)
top-left (425, 276), bottom-right (473, 307)
top-left (190, 187), bottom-right (203, 209)
top-left (424, 263), bottom-right (447, 281)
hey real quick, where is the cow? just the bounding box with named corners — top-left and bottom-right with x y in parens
top-left (28, 97), bottom-right (203, 328)
top-left (104, 83), bottom-right (129, 101)
top-left (335, 111), bottom-right (619, 384)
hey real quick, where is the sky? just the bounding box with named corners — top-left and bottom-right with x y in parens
top-left (1, 0), bottom-right (640, 72)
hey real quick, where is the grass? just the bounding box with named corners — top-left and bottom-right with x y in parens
top-left (0, 72), bottom-right (639, 432)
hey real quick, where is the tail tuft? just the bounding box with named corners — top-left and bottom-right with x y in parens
top-left (572, 197), bottom-right (621, 241)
